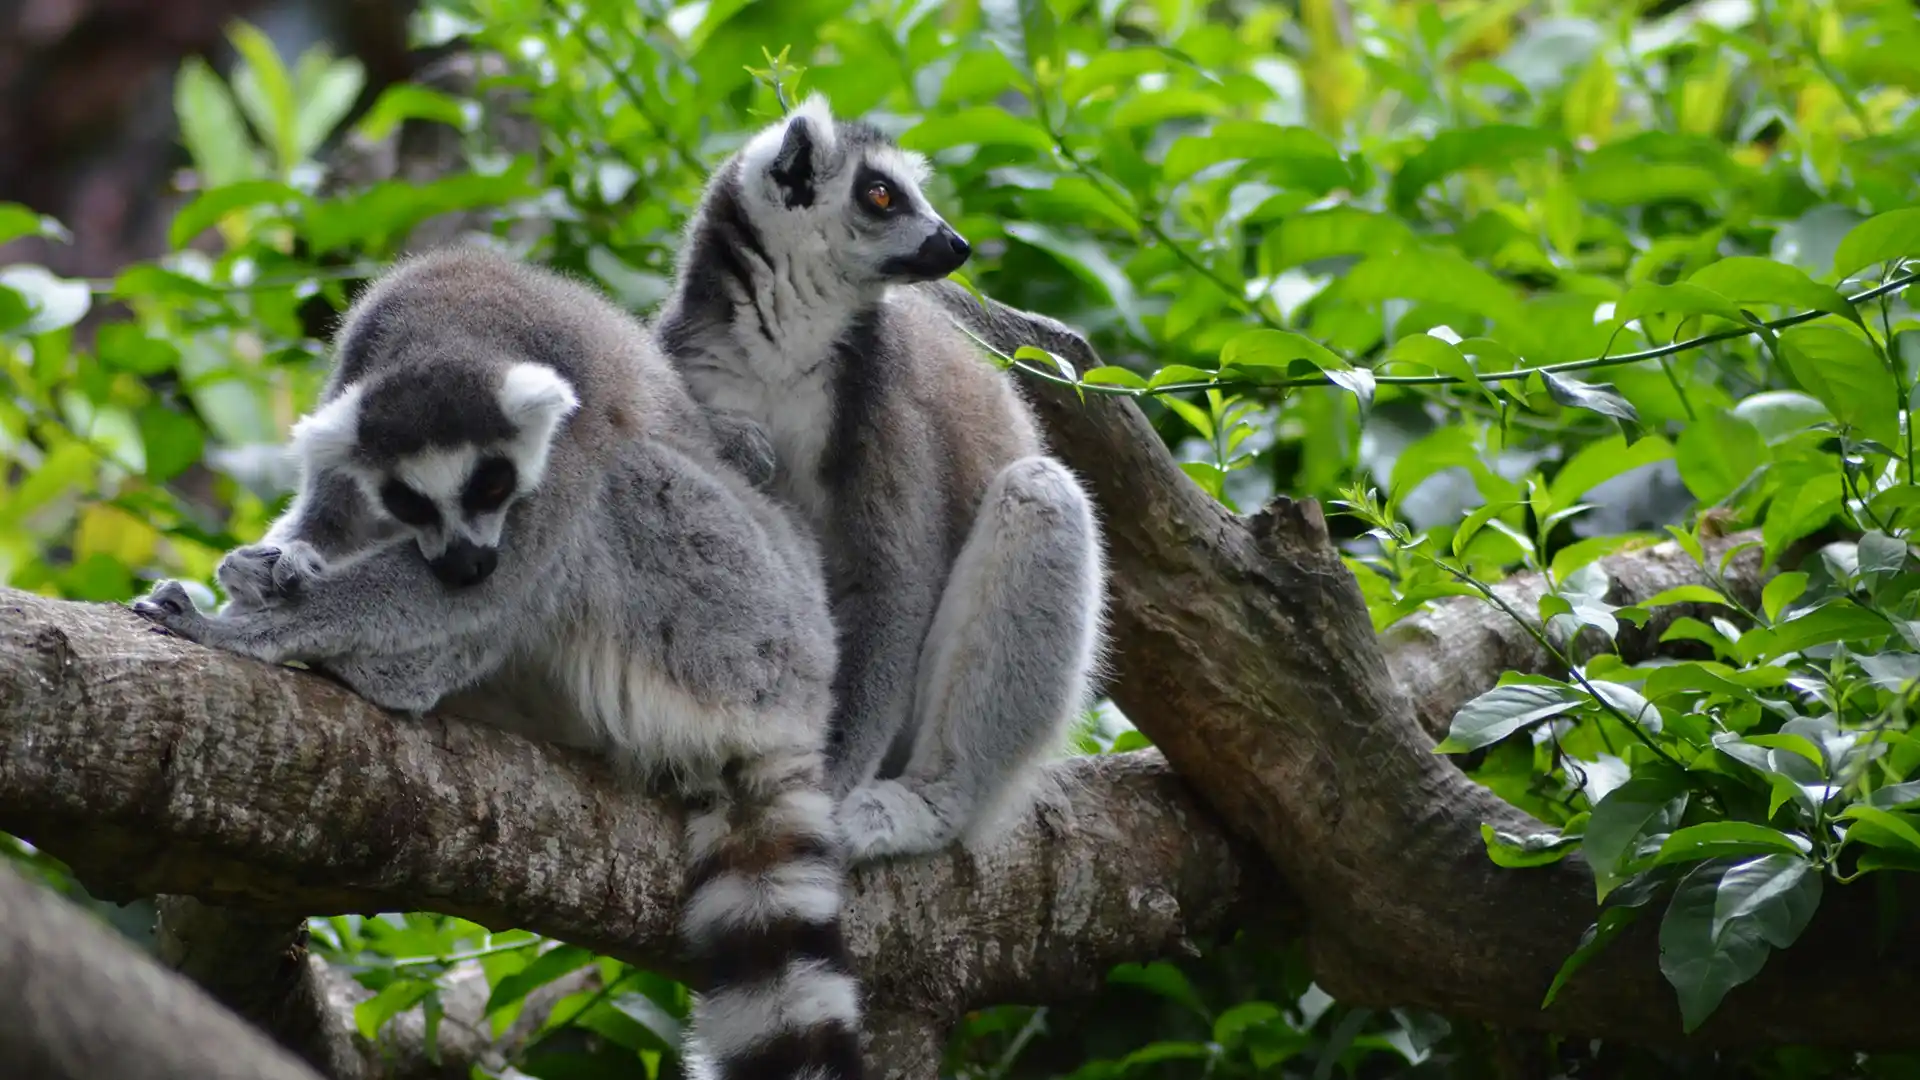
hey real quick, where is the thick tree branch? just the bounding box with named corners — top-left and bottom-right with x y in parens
top-left (1021, 381), bottom-right (1920, 1048)
top-left (0, 586), bottom-right (1258, 1074)
top-left (0, 858), bottom-right (327, 1080)
top-left (1385, 529), bottom-right (1766, 739)
top-left (155, 897), bottom-right (363, 1078)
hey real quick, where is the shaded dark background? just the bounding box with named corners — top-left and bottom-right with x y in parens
top-left (0, 0), bottom-right (418, 276)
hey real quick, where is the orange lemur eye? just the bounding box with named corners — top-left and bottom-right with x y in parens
top-left (866, 182), bottom-right (892, 210)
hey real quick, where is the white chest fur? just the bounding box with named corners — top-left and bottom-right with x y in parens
top-left (683, 313), bottom-right (850, 530)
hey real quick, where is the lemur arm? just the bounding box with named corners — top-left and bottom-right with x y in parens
top-left (704, 408), bottom-right (778, 489)
top-left (131, 537), bottom-right (537, 712)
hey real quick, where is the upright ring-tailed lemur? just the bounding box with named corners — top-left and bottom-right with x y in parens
top-left (130, 248), bottom-right (864, 1080)
top-left (654, 96), bottom-right (1109, 863)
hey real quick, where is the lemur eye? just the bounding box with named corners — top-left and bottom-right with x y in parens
top-left (865, 182), bottom-right (893, 211)
top-left (380, 480), bottom-right (440, 528)
top-left (463, 457), bottom-right (519, 514)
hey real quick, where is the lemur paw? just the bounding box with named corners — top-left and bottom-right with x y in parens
top-left (711, 412), bottom-right (777, 489)
top-left (836, 780), bottom-right (955, 863)
top-left (130, 580), bottom-right (213, 641)
top-left (217, 541), bottom-right (327, 608)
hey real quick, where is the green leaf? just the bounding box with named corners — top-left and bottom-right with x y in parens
top-left (1760, 572), bottom-right (1807, 623)
top-left (1162, 122), bottom-right (1349, 191)
top-left (1750, 600), bottom-right (1893, 660)
top-left (1218, 329), bottom-right (1350, 374)
top-left (1660, 861), bottom-right (1774, 1032)
top-left (1840, 806), bottom-right (1920, 854)
top-left (0, 265), bottom-right (90, 336)
top-left (1480, 822), bottom-right (1578, 868)
top-left (484, 944), bottom-right (593, 1016)
top-left (1867, 780), bottom-right (1920, 810)
top-left (292, 55), bottom-right (366, 160)
top-left (175, 57), bottom-right (258, 186)
top-left (1778, 324), bottom-right (1900, 445)
top-left (1261, 207), bottom-right (1413, 272)
top-left (1384, 333), bottom-right (1495, 405)
top-left (354, 85), bottom-right (473, 142)
top-left (980, 0), bottom-right (1059, 79)
top-left (1687, 256), bottom-right (1859, 324)
top-left (1433, 683), bottom-right (1584, 754)
top-left (227, 21), bottom-right (300, 170)
top-left (355, 978), bottom-right (436, 1041)
top-left (0, 204), bottom-right (70, 247)
top-left (167, 180), bottom-right (310, 249)
top-left (1641, 585), bottom-right (1732, 609)
top-left (1857, 530), bottom-right (1909, 589)
top-left (1732, 390), bottom-right (1831, 442)
top-left (1080, 365), bottom-right (1148, 389)
top-left (1585, 776), bottom-right (1687, 901)
top-left (1613, 282), bottom-right (1750, 331)
top-left (1390, 124), bottom-right (1565, 210)
top-left (1548, 434), bottom-right (1673, 507)
top-left (1003, 221), bottom-right (1146, 340)
top-left (1543, 903), bottom-right (1645, 1009)
top-left (1675, 409), bottom-right (1767, 505)
top-left (138, 406), bottom-right (206, 483)
top-left (1711, 854), bottom-right (1821, 949)
top-left (1651, 822), bottom-right (1811, 867)
top-left (1832, 207), bottom-right (1920, 279)
top-left (1108, 961), bottom-right (1208, 1016)
top-left (1541, 371), bottom-right (1639, 424)
top-left (1344, 247), bottom-right (1522, 328)
top-left (897, 107), bottom-right (1055, 153)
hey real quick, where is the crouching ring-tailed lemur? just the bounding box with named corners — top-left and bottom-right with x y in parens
top-left (654, 96), bottom-right (1110, 864)
top-left (130, 247), bottom-right (866, 1080)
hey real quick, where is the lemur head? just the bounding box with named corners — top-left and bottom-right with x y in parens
top-left (733, 94), bottom-right (971, 288)
top-left (288, 360), bottom-right (579, 588)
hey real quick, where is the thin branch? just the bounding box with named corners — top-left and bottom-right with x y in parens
top-left (981, 272), bottom-right (1918, 400)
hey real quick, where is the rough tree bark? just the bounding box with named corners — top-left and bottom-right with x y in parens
top-left (0, 587), bottom-right (1258, 1075)
top-left (0, 858), bottom-right (326, 1080)
top-left (0, 519), bottom-right (1867, 1076)
top-left (1020, 380), bottom-right (1920, 1049)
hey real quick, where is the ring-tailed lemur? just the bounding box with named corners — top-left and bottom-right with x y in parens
top-left (130, 247), bottom-right (864, 1080)
top-left (653, 96), bottom-right (1108, 863)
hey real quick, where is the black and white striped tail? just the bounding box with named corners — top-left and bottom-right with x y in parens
top-left (680, 753), bottom-right (864, 1080)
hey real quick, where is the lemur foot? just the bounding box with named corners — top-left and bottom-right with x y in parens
top-left (217, 541), bottom-right (328, 609)
top-left (130, 580), bottom-right (216, 642)
top-left (836, 779), bottom-right (958, 862)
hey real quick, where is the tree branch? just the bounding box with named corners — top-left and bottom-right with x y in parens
top-left (1020, 379), bottom-right (1920, 1049)
top-left (1384, 529), bottom-right (1767, 739)
top-left (0, 857), bottom-right (327, 1080)
top-left (0, 586), bottom-right (1260, 1076)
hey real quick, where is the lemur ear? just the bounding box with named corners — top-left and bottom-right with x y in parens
top-left (289, 383), bottom-right (367, 471)
top-left (764, 94), bottom-right (837, 209)
top-left (498, 363), bottom-right (581, 433)
top-left (769, 116), bottom-right (817, 208)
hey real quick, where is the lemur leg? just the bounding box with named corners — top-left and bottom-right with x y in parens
top-left (837, 455), bottom-right (1104, 861)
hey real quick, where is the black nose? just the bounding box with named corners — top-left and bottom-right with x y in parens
top-left (429, 539), bottom-right (497, 588)
top-left (926, 226), bottom-right (971, 272)
top-left (884, 225), bottom-right (972, 281)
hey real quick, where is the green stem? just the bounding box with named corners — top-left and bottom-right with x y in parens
top-left (985, 273), bottom-right (1919, 400)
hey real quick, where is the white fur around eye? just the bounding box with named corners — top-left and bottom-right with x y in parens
top-left (289, 383), bottom-right (366, 470)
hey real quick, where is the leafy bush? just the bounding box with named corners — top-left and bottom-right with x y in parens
top-left (6, 0), bottom-right (1920, 1076)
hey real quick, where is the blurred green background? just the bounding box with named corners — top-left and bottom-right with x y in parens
top-left (5, 0), bottom-right (1920, 1076)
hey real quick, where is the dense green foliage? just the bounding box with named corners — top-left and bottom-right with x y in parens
top-left (6, 0), bottom-right (1920, 1075)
